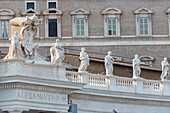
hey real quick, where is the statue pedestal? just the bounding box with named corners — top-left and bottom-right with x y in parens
top-left (0, 59), bottom-right (85, 113)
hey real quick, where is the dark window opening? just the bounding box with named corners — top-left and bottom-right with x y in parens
top-left (27, 2), bottom-right (35, 9)
top-left (48, 19), bottom-right (57, 37)
top-left (49, 10), bottom-right (56, 13)
top-left (27, 11), bottom-right (35, 13)
top-left (48, 2), bottom-right (56, 8)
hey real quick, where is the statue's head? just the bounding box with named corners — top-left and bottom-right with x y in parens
top-left (81, 47), bottom-right (85, 52)
top-left (164, 57), bottom-right (168, 61)
top-left (56, 39), bottom-right (60, 43)
top-left (14, 31), bottom-right (18, 36)
top-left (135, 54), bottom-right (139, 59)
top-left (108, 51), bottom-right (112, 56)
top-left (32, 14), bottom-right (37, 21)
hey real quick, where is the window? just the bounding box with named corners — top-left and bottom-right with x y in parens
top-left (26, 1), bottom-right (36, 10)
top-left (43, 9), bottom-right (62, 38)
top-left (48, 19), bottom-right (57, 37)
top-left (108, 18), bottom-right (117, 36)
top-left (0, 9), bottom-right (15, 38)
top-left (166, 8), bottom-right (170, 35)
top-left (48, 2), bottom-right (56, 8)
top-left (76, 19), bottom-right (85, 37)
top-left (134, 7), bottom-right (153, 36)
top-left (70, 8), bottom-right (90, 37)
top-left (139, 18), bottom-right (149, 35)
top-left (102, 7), bottom-right (122, 37)
top-left (47, 0), bottom-right (58, 9)
top-left (1, 20), bottom-right (9, 38)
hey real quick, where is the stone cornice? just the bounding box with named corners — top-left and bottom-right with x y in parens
top-left (70, 93), bottom-right (170, 107)
top-left (0, 76), bottom-right (85, 92)
top-left (71, 88), bottom-right (170, 103)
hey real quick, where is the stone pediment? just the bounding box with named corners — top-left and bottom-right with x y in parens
top-left (139, 55), bottom-right (154, 61)
top-left (43, 8), bottom-right (62, 15)
top-left (102, 7), bottom-right (122, 15)
top-left (134, 7), bottom-right (153, 14)
top-left (0, 9), bottom-right (15, 16)
top-left (21, 9), bottom-right (41, 16)
top-left (70, 8), bottom-right (90, 15)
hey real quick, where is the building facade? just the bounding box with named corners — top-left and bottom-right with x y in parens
top-left (0, 0), bottom-right (170, 69)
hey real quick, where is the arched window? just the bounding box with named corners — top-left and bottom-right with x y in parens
top-left (0, 9), bottom-right (15, 38)
top-left (70, 8), bottom-right (90, 37)
top-left (102, 7), bottom-right (122, 37)
top-left (43, 8), bottom-right (62, 38)
top-left (134, 8), bottom-right (153, 36)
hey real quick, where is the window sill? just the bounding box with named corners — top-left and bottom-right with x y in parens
top-left (136, 35), bottom-right (153, 38)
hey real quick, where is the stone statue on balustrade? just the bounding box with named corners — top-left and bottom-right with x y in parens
top-left (50, 39), bottom-right (65, 65)
top-left (105, 51), bottom-right (114, 76)
top-left (133, 54), bottom-right (142, 78)
top-left (160, 57), bottom-right (169, 81)
top-left (5, 31), bottom-right (23, 59)
top-left (78, 47), bottom-right (90, 72)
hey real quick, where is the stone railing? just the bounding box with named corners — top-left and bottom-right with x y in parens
top-left (143, 80), bottom-right (163, 92)
top-left (66, 71), bottom-right (82, 83)
top-left (89, 74), bottom-right (109, 87)
top-left (66, 71), bottom-right (170, 96)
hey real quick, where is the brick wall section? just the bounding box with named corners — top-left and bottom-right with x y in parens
top-left (0, 0), bottom-right (169, 37)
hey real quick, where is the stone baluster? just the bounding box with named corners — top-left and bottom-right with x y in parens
top-left (109, 76), bottom-right (117, 91)
top-left (81, 72), bottom-right (90, 87)
top-left (162, 80), bottom-right (170, 96)
top-left (134, 78), bottom-right (144, 93)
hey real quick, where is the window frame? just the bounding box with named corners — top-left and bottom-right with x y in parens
top-left (139, 18), bottom-right (149, 35)
top-left (75, 19), bottom-right (85, 37)
top-left (102, 7), bottom-right (122, 37)
top-left (166, 8), bottom-right (170, 36)
top-left (107, 18), bottom-right (117, 36)
top-left (43, 8), bottom-right (62, 38)
top-left (47, 0), bottom-right (58, 9)
top-left (70, 8), bottom-right (90, 38)
top-left (25, 1), bottom-right (36, 10)
top-left (134, 7), bottom-right (153, 37)
top-left (0, 9), bottom-right (15, 39)
top-left (0, 20), bottom-right (10, 38)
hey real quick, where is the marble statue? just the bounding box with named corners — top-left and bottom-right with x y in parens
top-left (20, 14), bottom-right (42, 58)
top-left (78, 47), bottom-right (90, 72)
top-left (133, 54), bottom-right (142, 78)
top-left (160, 57), bottom-right (169, 81)
top-left (50, 39), bottom-right (65, 64)
top-left (9, 31), bottom-right (22, 59)
top-left (105, 51), bottom-right (114, 76)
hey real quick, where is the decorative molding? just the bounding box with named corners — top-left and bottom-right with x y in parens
top-left (0, 9), bottom-right (15, 16)
top-left (102, 7), bottom-right (122, 15)
top-left (0, 83), bottom-right (71, 94)
top-left (43, 8), bottom-right (62, 16)
top-left (139, 56), bottom-right (154, 67)
top-left (70, 94), bottom-right (170, 106)
top-left (134, 7), bottom-right (153, 14)
top-left (70, 8), bottom-right (90, 15)
top-left (21, 9), bottom-right (41, 16)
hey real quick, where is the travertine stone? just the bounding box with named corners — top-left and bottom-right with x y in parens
top-left (161, 57), bottom-right (169, 81)
top-left (78, 47), bottom-right (90, 72)
top-left (105, 51), bottom-right (114, 76)
top-left (50, 39), bottom-right (65, 65)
